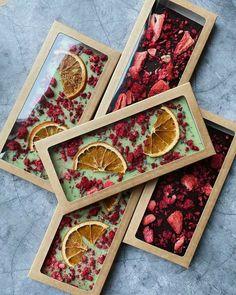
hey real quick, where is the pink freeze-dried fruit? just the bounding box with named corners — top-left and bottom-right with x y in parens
top-left (148, 48), bottom-right (156, 57)
top-left (167, 210), bottom-right (183, 234)
top-left (131, 82), bottom-right (146, 98)
top-left (97, 254), bottom-right (106, 264)
top-left (113, 93), bottom-right (126, 111)
top-left (45, 87), bottom-right (54, 98)
top-left (6, 140), bottom-right (21, 151)
top-left (158, 62), bottom-right (173, 81)
top-left (104, 180), bottom-right (114, 188)
top-left (109, 211), bottom-right (119, 222)
top-left (148, 80), bottom-right (170, 97)
top-left (163, 194), bottom-right (176, 205)
top-left (174, 31), bottom-right (194, 56)
top-left (129, 51), bottom-right (147, 79)
top-left (87, 187), bottom-right (99, 195)
top-left (142, 214), bottom-right (156, 225)
top-left (211, 153), bottom-right (224, 170)
top-left (149, 13), bottom-right (165, 42)
top-left (174, 236), bottom-right (185, 253)
top-left (66, 145), bottom-right (78, 157)
top-left (147, 200), bottom-right (156, 212)
top-left (181, 174), bottom-right (198, 191)
top-left (50, 77), bottom-right (57, 88)
top-left (126, 90), bottom-right (134, 105)
top-left (108, 230), bottom-right (115, 241)
top-left (88, 207), bottom-right (100, 216)
top-left (143, 226), bottom-right (154, 243)
top-left (34, 159), bottom-right (44, 172)
top-left (202, 183), bottom-right (212, 196)
top-left (17, 126), bottom-right (28, 139)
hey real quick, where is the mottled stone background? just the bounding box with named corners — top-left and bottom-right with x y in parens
top-left (0, 0), bottom-right (235, 294)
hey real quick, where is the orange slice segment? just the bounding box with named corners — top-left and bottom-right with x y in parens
top-left (28, 121), bottom-right (68, 151)
top-left (57, 50), bottom-right (87, 99)
top-left (102, 194), bottom-right (121, 212)
top-left (62, 221), bottom-right (108, 267)
top-left (144, 107), bottom-right (179, 157)
top-left (73, 142), bottom-right (127, 174)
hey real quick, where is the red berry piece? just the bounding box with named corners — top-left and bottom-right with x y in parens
top-left (147, 200), bottom-right (156, 212)
top-left (181, 174), bottom-right (198, 191)
top-left (174, 236), bottom-right (185, 253)
top-left (167, 210), bottom-right (183, 234)
top-left (142, 214), bottom-right (156, 225)
top-left (143, 226), bottom-right (154, 243)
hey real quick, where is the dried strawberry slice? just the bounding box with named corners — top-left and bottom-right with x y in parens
top-left (149, 13), bottom-right (165, 42)
top-left (181, 174), bottom-right (198, 191)
top-left (113, 93), bottom-right (126, 111)
top-left (142, 214), bottom-right (156, 225)
top-left (167, 211), bottom-right (183, 234)
top-left (128, 51), bottom-right (147, 80)
top-left (174, 236), bottom-right (185, 253)
top-left (147, 200), bottom-right (156, 212)
top-left (126, 90), bottom-right (134, 105)
top-left (148, 80), bottom-right (170, 97)
top-left (174, 31), bottom-right (194, 56)
top-left (143, 226), bottom-right (154, 243)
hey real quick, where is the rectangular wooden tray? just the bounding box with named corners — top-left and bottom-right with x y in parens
top-left (35, 83), bottom-right (215, 208)
top-left (95, 0), bottom-right (217, 117)
top-left (29, 187), bottom-right (142, 295)
top-left (124, 110), bottom-right (236, 268)
top-left (0, 21), bottom-right (120, 192)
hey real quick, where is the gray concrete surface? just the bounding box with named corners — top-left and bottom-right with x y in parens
top-left (0, 0), bottom-right (236, 294)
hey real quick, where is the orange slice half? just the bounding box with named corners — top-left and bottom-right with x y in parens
top-left (73, 142), bottom-right (127, 174)
top-left (144, 107), bottom-right (179, 157)
top-left (62, 221), bottom-right (108, 267)
top-left (57, 50), bottom-right (87, 99)
top-left (28, 121), bottom-right (68, 151)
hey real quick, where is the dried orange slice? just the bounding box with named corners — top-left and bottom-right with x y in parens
top-left (73, 142), bottom-right (127, 174)
top-left (144, 107), bottom-right (179, 157)
top-left (102, 194), bottom-right (121, 212)
top-left (28, 121), bottom-right (67, 151)
top-left (57, 50), bottom-right (87, 99)
top-left (62, 221), bottom-right (108, 267)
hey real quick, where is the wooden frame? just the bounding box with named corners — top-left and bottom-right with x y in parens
top-left (124, 110), bottom-right (236, 268)
top-left (29, 187), bottom-right (142, 295)
top-left (0, 21), bottom-right (120, 192)
top-left (36, 83), bottom-right (215, 208)
top-left (95, 0), bottom-right (217, 117)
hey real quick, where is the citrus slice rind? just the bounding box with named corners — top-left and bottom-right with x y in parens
top-left (56, 50), bottom-right (87, 99)
top-left (62, 220), bottom-right (108, 267)
top-left (28, 121), bottom-right (68, 151)
top-left (144, 106), bottom-right (179, 157)
top-left (73, 142), bottom-right (127, 174)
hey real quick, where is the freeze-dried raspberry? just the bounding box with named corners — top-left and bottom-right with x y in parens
top-left (6, 140), bottom-right (22, 151)
top-left (211, 153), bottom-right (224, 170)
top-left (17, 126), bottom-right (28, 139)
top-left (50, 77), bottom-right (57, 88)
top-left (45, 87), bottom-right (54, 98)
top-left (97, 254), bottom-right (106, 264)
